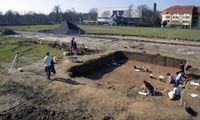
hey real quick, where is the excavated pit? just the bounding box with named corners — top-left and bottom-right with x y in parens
top-left (67, 51), bottom-right (200, 102)
top-left (68, 51), bottom-right (188, 77)
top-left (68, 51), bottom-right (200, 91)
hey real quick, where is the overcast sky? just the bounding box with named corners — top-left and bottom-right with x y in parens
top-left (0, 0), bottom-right (200, 14)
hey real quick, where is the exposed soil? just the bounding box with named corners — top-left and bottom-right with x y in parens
top-left (0, 32), bottom-right (200, 120)
top-left (17, 31), bottom-right (200, 67)
top-left (48, 42), bottom-right (102, 55)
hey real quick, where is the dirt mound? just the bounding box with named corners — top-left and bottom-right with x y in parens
top-left (39, 21), bottom-right (85, 35)
top-left (0, 28), bottom-right (16, 35)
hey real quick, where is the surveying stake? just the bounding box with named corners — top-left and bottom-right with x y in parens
top-left (8, 53), bottom-right (18, 75)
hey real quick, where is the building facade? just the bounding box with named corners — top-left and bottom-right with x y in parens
top-left (161, 6), bottom-right (200, 29)
top-left (97, 7), bottom-right (142, 25)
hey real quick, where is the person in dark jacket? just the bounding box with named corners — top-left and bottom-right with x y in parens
top-left (50, 60), bottom-right (56, 75)
top-left (177, 62), bottom-right (185, 74)
top-left (143, 80), bottom-right (155, 96)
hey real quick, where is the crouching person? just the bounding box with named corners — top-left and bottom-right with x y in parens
top-left (166, 73), bottom-right (176, 84)
top-left (143, 80), bottom-right (155, 96)
top-left (168, 84), bottom-right (181, 100)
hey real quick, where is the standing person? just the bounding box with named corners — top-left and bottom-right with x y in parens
top-left (70, 37), bottom-right (75, 55)
top-left (143, 80), bottom-right (155, 96)
top-left (168, 84), bottom-right (181, 100)
top-left (73, 40), bottom-right (77, 55)
top-left (177, 62), bottom-right (185, 74)
top-left (44, 52), bottom-right (52, 80)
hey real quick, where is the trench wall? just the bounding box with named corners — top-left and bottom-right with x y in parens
top-left (122, 51), bottom-right (186, 68)
top-left (68, 51), bottom-right (125, 77)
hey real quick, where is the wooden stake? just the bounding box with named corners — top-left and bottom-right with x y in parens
top-left (8, 54), bottom-right (18, 75)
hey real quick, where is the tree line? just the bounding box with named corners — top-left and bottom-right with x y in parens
top-left (0, 5), bottom-right (161, 26)
top-left (0, 6), bottom-right (97, 25)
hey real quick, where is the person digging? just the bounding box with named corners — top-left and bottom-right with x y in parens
top-left (142, 80), bottom-right (155, 96)
top-left (168, 84), bottom-right (181, 100)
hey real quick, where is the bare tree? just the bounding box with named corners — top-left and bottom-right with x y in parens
top-left (138, 5), bottom-right (161, 26)
top-left (89, 8), bottom-right (97, 13)
top-left (101, 11), bottom-right (111, 18)
top-left (125, 4), bottom-right (134, 17)
top-left (88, 8), bottom-right (97, 21)
top-left (0, 11), bottom-right (3, 24)
top-left (101, 11), bottom-right (111, 22)
top-left (50, 5), bottom-right (62, 23)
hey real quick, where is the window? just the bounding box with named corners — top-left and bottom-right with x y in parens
top-left (113, 11), bottom-right (117, 16)
top-left (118, 11), bottom-right (124, 16)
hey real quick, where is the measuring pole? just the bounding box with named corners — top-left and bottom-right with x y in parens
top-left (15, 52), bottom-right (18, 69)
top-left (8, 54), bottom-right (18, 75)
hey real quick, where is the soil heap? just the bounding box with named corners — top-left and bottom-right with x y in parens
top-left (39, 21), bottom-right (85, 35)
top-left (0, 28), bottom-right (16, 35)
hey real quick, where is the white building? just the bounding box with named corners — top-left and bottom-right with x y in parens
top-left (97, 6), bottom-right (142, 24)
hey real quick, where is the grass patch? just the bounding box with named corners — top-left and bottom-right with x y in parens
top-left (79, 25), bottom-right (200, 41)
top-left (0, 36), bottom-right (63, 70)
top-left (2, 25), bottom-right (58, 31)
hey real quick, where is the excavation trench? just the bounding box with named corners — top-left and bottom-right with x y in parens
top-left (68, 50), bottom-right (200, 79)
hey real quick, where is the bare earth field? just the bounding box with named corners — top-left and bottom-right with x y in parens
top-left (0, 31), bottom-right (200, 120)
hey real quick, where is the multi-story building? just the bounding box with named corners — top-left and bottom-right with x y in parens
top-left (161, 6), bottom-right (200, 29)
top-left (97, 7), bottom-right (142, 25)
top-left (193, 7), bottom-right (200, 28)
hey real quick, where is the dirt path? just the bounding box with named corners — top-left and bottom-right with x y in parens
top-left (82, 34), bottom-right (200, 47)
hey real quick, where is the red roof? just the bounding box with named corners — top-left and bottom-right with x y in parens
top-left (162, 6), bottom-right (195, 14)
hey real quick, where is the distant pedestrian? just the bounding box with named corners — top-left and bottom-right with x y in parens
top-left (70, 37), bottom-right (74, 55)
top-left (70, 37), bottom-right (77, 55)
top-left (73, 41), bottom-right (77, 55)
top-left (44, 52), bottom-right (52, 80)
